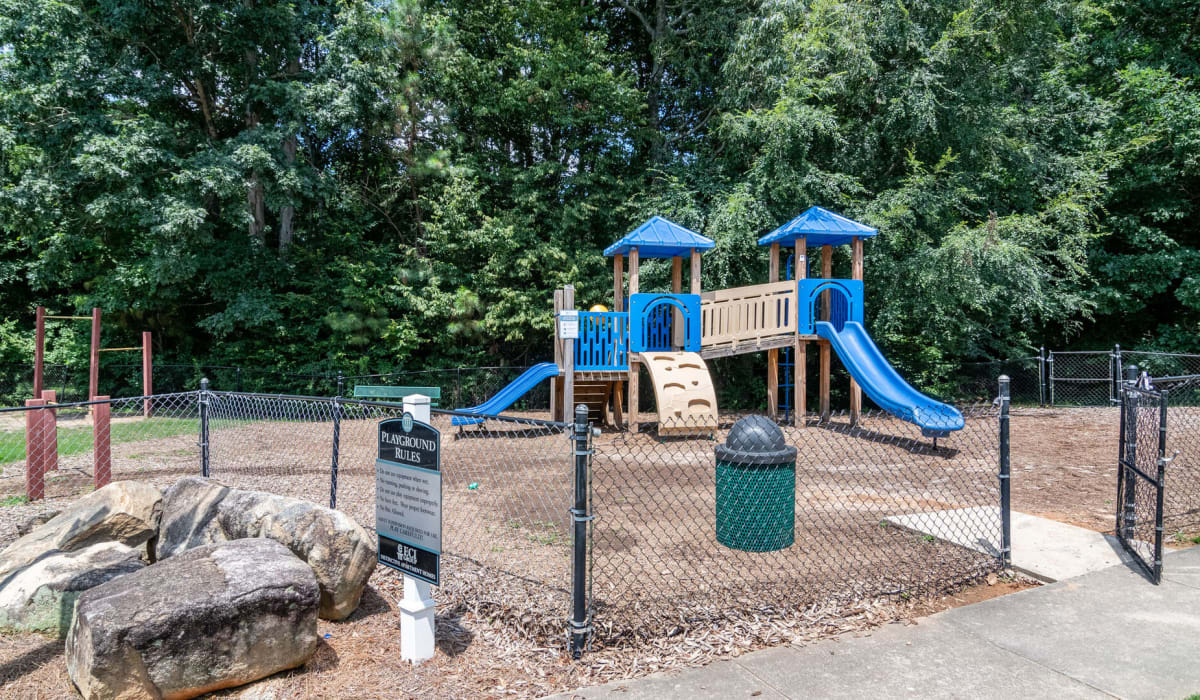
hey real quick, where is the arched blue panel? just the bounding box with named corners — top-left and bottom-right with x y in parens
top-left (629, 294), bottom-right (701, 353)
top-left (796, 279), bottom-right (864, 334)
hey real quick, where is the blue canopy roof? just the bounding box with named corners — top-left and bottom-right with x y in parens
top-left (604, 216), bottom-right (715, 258)
top-left (758, 207), bottom-right (878, 247)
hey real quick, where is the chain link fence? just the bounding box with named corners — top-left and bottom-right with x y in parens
top-left (589, 405), bottom-right (1005, 644)
top-left (1154, 375), bottom-right (1200, 541)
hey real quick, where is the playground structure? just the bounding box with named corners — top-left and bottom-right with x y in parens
top-left (455, 208), bottom-right (964, 437)
top-left (33, 306), bottom-right (154, 416)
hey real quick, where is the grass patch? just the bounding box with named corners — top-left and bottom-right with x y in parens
top-left (0, 495), bottom-right (29, 507)
top-left (0, 417), bottom-right (199, 465)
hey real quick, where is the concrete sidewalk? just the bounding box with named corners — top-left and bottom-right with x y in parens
top-left (545, 547), bottom-right (1200, 700)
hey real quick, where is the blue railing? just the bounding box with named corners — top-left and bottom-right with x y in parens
top-left (797, 279), bottom-right (864, 334)
top-left (574, 311), bottom-right (630, 371)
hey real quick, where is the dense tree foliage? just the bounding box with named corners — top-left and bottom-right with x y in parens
top-left (0, 0), bottom-right (1196, 399)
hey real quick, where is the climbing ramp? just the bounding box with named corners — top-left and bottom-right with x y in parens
top-left (640, 352), bottom-right (718, 435)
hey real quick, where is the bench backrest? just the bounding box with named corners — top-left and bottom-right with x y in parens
top-left (352, 385), bottom-right (442, 402)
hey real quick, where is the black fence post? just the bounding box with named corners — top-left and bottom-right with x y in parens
top-left (236, 367), bottom-right (243, 393)
top-left (1038, 347), bottom-right (1046, 407)
top-left (998, 375), bottom-right (1012, 568)
top-left (1153, 389), bottom-right (1168, 582)
top-left (1110, 344), bottom-right (1121, 404)
top-left (569, 403), bottom-right (591, 658)
top-left (1047, 351), bottom-right (1055, 406)
top-left (330, 396), bottom-right (341, 511)
top-left (199, 378), bottom-right (210, 478)
top-left (337, 371), bottom-right (345, 398)
top-left (1120, 365), bottom-right (1139, 541)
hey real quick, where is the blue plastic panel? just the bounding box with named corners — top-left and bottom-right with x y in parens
top-left (628, 294), bottom-right (701, 353)
top-left (796, 279), bottom-right (864, 335)
top-left (574, 312), bottom-right (629, 371)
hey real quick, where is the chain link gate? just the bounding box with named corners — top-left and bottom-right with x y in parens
top-left (1116, 381), bottom-right (1168, 583)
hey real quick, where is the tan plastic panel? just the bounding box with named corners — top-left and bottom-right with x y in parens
top-left (699, 280), bottom-right (796, 351)
top-left (640, 352), bottom-right (719, 435)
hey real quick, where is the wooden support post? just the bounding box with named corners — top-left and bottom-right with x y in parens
top-left (849, 236), bottom-right (863, 425)
top-left (820, 245), bottom-right (832, 419)
top-left (795, 237), bottom-right (807, 427)
top-left (613, 254), bottom-right (624, 312)
top-left (142, 331), bottom-right (153, 418)
top-left (767, 242), bottom-right (781, 419)
top-left (94, 397), bottom-right (111, 490)
top-left (628, 247), bottom-right (639, 433)
top-left (820, 340), bottom-right (831, 420)
top-left (40, 390), bottom-right (57, 472)
top-left (611, 380), bottom-right (624, 429)
top-left (690, 249), bottom-right (701, 295)
top-left (25, 398), bottom-right (46, 501)
top-left (671, 256), bottom-right (683, 347)
top-left (34, 306), bottom-right (45, 398)
top-left (552, 289), bottom-right (565, 421)
top-left (89, 308), bottom-right (101, 401)
top-left (563, 285), bottom-right (575, 424)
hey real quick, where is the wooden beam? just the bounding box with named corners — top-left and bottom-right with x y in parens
top-left (34, 306), bottom-right (44, 398)
top-left (672, 256), bottom-right (683, 347)
top-left (552, 289), bottom-right (564, 421)
top-left (89, 308), bottom-right (101, 401)
top-left (820, 339), bottom-right (831, 420)
top-left (613, 254), bottom-right (624, 312)
top-left (142, 331), bottom-right (153, 418)
top-left (629, 355), bottom-right (639, 434)
top-left (769, 243), bottom-right (780, 282)
top-left (563, 285), bottom-right (576, 422)
top-left (850, 236), bottom-right (863, 425)
top-left (767, 347), bottom-right (779, 420)
top-left (690, 248), bottom-right (701, 294)
top-left (629, 247), bottom-right (639, 295)
top-left (796, 339), bottom-right (806, 427)
top-left (795, 236), bottom-right (807, 428)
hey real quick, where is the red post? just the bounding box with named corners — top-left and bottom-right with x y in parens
top-left (24, 398), bottom-right (46, 501)
top-left (142, 331), bottom-right (153, 418)
top-left (40, 390), bottom-right (57, 472)
top-left (94, 397), bottom-right (111, 490)
top-left (89, 308), bottom-right (101, 400)
top-left (34, 306), bottom-right (45, 398)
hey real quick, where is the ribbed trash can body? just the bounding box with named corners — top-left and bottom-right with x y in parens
top-left (714, 416), bottom-right (798, 552)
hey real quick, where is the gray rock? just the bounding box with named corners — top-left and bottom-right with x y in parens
top-left (157, 477), bottom-right (376, 620)
top-left (16, 509), bottom-right (61, 537)
top-left (0, 541), bottom-right (143, 637)
top-left (0, 481), bottom-right (162, 578)
top-left (66, 538), bottom-right (319, 700)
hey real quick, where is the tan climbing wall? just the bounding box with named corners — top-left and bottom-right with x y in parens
top-left (640, 352), bottom-right (719, 435)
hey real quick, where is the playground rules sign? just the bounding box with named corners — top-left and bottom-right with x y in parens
top-left (376, 415), bottom-right (441, 585)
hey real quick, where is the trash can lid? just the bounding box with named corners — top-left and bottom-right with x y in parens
top-left (714, 415), bottom-right (797, 465)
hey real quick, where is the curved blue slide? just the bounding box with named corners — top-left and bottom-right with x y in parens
top-left (451, 363), bottom-right (562, 425)
top-left (815, 321), bottom-right (964, 437)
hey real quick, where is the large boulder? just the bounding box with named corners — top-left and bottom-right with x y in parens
top-left (157, 477), bottom-right (376, 620)
top-left (0, 481), bottom-right (162, 577)
top-left (0, 542), bottom-right (144, 637)
top-left (66, 538), bottom-right (320, 700)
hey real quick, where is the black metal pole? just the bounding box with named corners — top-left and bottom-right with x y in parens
top-left (1121, 365), bottom-right (1139, 541)
top-left (330, 396), bottom-right (341, 510)
top-left (337, 371), bottom-right (345, 398)
top-left (1047, 351), bottom-right (1055, 406)
top-left (1153, 390), bottom-right (1168, 583)
top-left (1038, 347), bottom-right (1046, 407)
top-left (199, 378), bottom-right (210, 478)
top-left (1110, 344), bottom-right (1121, 404)
top-left (236, 367), bottom-right (243, 393)
top-left (998, 375), bottom-right (1011, 568)
top-left (569, 403), bottom-right (591, 658)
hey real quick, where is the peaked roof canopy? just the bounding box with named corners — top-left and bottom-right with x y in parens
top-left (604, 216), bottom-right (715, 258)
top-left (758, 207), bottom-right (878, 247)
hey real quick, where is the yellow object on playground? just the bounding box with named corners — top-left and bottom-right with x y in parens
top-left (589, 304), bottom-right (609, 312)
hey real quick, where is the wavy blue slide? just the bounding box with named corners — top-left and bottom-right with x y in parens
top-left (815, 321), bottom-right (964, 437)
top-left (451, 362), bottom-right (562, 425)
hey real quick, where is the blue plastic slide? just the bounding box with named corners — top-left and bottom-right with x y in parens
top-left (815, 321), bottom-right (964, 437)
top-left (451, 363), bottom-right (562, 425)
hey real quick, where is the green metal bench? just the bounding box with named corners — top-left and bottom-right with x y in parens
top-left (352, 385), bottom-right (441, 406)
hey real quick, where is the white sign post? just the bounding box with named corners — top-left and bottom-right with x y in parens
top-left (399, 394), bottom-right (435, 664)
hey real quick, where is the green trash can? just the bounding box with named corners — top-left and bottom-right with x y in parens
top-left (715, 415), bottom-right (797, 552)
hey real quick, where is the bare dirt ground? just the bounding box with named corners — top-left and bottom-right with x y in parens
top-left (3, 404), bottom-right (1190, 699)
